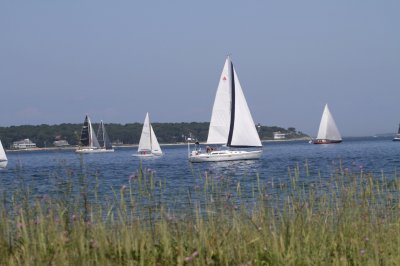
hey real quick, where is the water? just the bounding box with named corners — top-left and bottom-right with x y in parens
top-left (1, 136), bottom-right (399, 207)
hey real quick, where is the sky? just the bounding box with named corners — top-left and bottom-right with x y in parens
top-left (1, 1), bottom-right (399, 137)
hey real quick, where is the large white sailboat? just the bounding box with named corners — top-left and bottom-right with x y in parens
top-left (0, 140), bottom-right (8, 168)
top-left (189, 56), bottom-right (262, 162)
top-left (313, 104), bottom-right (342, 144)
top-left (134, 112), bottom-right (163, 157)
top-left (97, 120), bottom-right (115, 152)
top-left (76, 115), bottom-right (112, 153)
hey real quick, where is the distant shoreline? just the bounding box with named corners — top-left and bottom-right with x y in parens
top-left (5, 138), bottom-right (311, 152)
top-left (4, 137), bottom-right (317, 152)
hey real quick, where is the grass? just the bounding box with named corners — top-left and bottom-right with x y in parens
top-left (0, 161), bottom-right (399, 265)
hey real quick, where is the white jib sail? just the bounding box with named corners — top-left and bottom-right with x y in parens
top-left (88, 117), bottom-right (100, 148)
top-left (150, 125), bottom-right (162, 155)
top-left (316, 104), bottom-right (342, 141)
top-left (0, 140), bottom-right (7, 161)
top-left (138, 112), bottom-right (152, 152)
top-left (207, 58), bottom-right (231, 144)
top-left (229, 65), bottom-right (262, 147)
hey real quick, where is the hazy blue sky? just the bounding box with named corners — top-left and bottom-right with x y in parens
top-left (1, 1), bottom-right (399, 137)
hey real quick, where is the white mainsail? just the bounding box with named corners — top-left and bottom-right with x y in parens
top-left (88, 117), bottom-right (100, 148)
top-left (138, 112), bottom-right (163, 155)
top-left (207, 56), bottom-right (261, 147)
top-left (316, 104), bottom-right (342, 141)
top-left (0, 140), bottom-right (7, 161)
top-left (207, 59), bottom-right (231, 144)
top-left (138, 113), bottom-right (152, 152)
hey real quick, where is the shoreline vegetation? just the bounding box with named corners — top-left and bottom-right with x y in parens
top-left (0, 122), bottom-right (308, 149)
top-left (0, 162), bottom-right (399, 264)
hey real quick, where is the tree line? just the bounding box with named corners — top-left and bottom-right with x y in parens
top-left (0, 122), bottom-right (308, 148)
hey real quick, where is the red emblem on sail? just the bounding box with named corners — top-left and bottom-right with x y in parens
top-left (223, 76), bottom-right (226, 80)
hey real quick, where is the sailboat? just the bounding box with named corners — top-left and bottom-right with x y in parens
top-left (134, 112), bottom-right (163, 157)
top-left (312, 104), bottom-right (342, 144)
top-left (76, 115), bottom-right (111, 153)
top-left (189, 56), bottom-right (262, 162)
top-left (0, 140), bottom-right (8, 168)
top-left (96, 120), bottom-right (115, 152)
top-left (393, 123), bottom-right (400, 141)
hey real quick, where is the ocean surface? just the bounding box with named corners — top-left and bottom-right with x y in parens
top-left (1, 136), bottom-right (399, 208)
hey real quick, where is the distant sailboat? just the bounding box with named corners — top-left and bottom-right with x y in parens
top-left (134, 112), bottom-right (163, 157)
top-left (76, 115), bottom-right (112, 153)
top-left (97, 120), bottom-right (115, 152)
top-left (0, 140), bottom-right (8, 168)
top-left (189, 56), bottom-right (262, 162)
top-left (313, 104), bottom-right (342, 144)
top-left (393, 123), bottom-right (400, 141)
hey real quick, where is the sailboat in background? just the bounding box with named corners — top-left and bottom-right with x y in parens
top-left (97, 121), bottom-right (115, 152)
top-left (313, 104), bottom-right (342, 144)
top-left (76, 115), bottom-right (111, 153)
top-left (393, 123), bottom-right (400, 141)
top-left (0, 140), bottom-right (8, 168)
top-left (134, 112), bottom-right (163, 157)
top-left (189, 56), bottom-right (262, 162)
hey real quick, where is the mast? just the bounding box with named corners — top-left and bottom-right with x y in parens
top-left (227, 56), bottom-right (235, 147)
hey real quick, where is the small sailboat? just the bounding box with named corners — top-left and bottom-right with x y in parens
top-left (0, 140), bottom-right (8, 168)
top-left (134, 112), bottom-right (163, 157)
top-left (393, 123), bottom-right (400, 141)
top-left (96, 120), bottom-right (115, 152)
top-left (312, 104), bottom-right (342, 144)
top-left (76, 115), bottom-right (112, 153)
top-left (189, 56), bottom-right (262, 162)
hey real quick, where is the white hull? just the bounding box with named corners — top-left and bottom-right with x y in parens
top-left (75, 148), bottom-right (115, 154)
top-left (189, 150), bottom-right (262, 163)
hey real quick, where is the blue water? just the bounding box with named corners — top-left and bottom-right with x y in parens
top-left (1, 136), bottom-right (399, 207)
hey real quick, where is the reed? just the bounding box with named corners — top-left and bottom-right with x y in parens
top-left (0, 162), bottom-right (399, 265)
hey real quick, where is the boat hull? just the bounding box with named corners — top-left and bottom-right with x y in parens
top-left (393, 138), bottom-right (400, 141)
top-left (189, 150), bottom-right (262, 163)
top-left (75, 148), bottom-right (115, 154)
top-left (312, 139), bottom-right (342, 144)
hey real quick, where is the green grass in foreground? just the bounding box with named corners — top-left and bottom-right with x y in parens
top-left (0, 163), bottom-right (399, 265)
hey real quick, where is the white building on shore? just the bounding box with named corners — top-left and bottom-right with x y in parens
top-left (53, 140), bottom-right (70, 147)
top-left (273, 132), bottom-right (286, 140)
top-left (12, 139), bottom-right (37, 149)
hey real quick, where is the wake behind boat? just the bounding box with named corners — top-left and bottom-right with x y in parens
top-left (189, 56), bottom-right (262, 162)
top-left (133, 112), bottom-right (163, 157)
top-left (76, 115), bottom-right (114, 153)
top-left (312, 104), bottom-right (342, 144)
